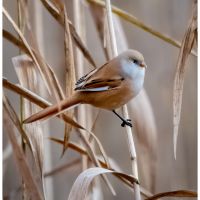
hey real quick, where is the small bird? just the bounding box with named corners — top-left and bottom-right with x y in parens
top-left (24, 49), bottom-right (147, 127)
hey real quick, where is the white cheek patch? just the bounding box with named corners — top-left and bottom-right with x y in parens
top-left (121, 60), bottom-right (139, 77)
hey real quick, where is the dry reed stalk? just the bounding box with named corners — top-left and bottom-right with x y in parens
top-left (113, 14), bottom-right (158, 192)
top-left (73, 0), bottom-right (89, 171)
top-left (116, 14), bottom-right (157, 191)
top-left (3, 29), bottom-right (29, 54)
top-left (3, 6), bottom-right (52, 94)
top-left (17, 1), bottom-right (28, 198)
top-left (3, 29), bottom-right (65, 102)
top-left (105, 0), bottom-right (141, 200)
top-left (128, 91), bottom-right (157, 192)
top-left (173, 0), bottom-right (197, 159)
top-left (40, 0), bottom-right (97, 67)
top-left (3, 95), bottom-right (33, 150)
top-left (13, 55), bottom-right (46, 198)
top-left (3, 102), bottom-right (43, 200)
top-left (87, 0), bottom-right (197, 57)
top-left (145, 190), bottom-right (197, 200)
top-left (62, 5), bottom-right (76, 155)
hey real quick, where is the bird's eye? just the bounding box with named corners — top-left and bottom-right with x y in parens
top-left (132, 59), bottom-right (139, 64)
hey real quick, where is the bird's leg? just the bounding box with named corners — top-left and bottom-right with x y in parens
top-left (112, 110), bottom-right (132, 127)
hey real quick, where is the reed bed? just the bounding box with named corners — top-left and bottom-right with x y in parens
top-left (3, 0), bottom-right (197, 200)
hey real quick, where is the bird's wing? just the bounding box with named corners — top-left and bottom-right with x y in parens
top-left (75, 68), bottom-right (98, 86)
top-left (75, 77), bottom-right (124, 92)
top-left (75, 60), bottom-right (124, 92)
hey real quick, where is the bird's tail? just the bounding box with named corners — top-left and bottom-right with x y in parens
top-left (24, 93), bottom-right (81, 124)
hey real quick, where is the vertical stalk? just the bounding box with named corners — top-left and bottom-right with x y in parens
top-left (17, 1), bottom-right (26, 199)
top-left (31, 1), bottom-right (53, 199)
top-left (73, 0), bottom-right (89, 171)
top-left (105, 0), bottom-right (141, 199)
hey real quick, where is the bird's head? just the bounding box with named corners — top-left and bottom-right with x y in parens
top-left (126, 49), bottom-right (147, 69)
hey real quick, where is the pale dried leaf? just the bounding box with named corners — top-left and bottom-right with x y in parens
top-left (3, 78), bottom-right (82, 129)
top-left (145, 190), bottom-right (197, 200)
top-left (13, 55), bottom-right (45, 188)
top-left (62, 5), bottom-right (76, 154)
top-left (3, 29), bottom-right (30, 54)
top-left (49, 138), bottom-right (153, 198)
top-left (32, 48), bottom-right (65, 102)
top-left (3, 95), bottom-right (32, 150)
top-left (173, 1), bottom-right (197, 159)
top-left (4, 29), bottom-right (65, 104)
top-left (3, 6), bottom-right (51, 93)
top-left (26, 27), bottom-right (65, 102)
top-left (17, 0), bottom-right (29, 34)
top-left (3, 108), bottom-right (43, 200)
top-left (50, 134), bottom-right (115, 195)
top-left (68, 167), bottom-right (138, 200)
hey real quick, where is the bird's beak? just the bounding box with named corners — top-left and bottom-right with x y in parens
top-left (140, 62), bottom-right (147, 69)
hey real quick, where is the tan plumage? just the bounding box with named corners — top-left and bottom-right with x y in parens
top-left (24, 49), bottom-right (146, 126)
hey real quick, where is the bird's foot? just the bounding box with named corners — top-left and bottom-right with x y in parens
top-left (121, 119), bottom-right (132, 127)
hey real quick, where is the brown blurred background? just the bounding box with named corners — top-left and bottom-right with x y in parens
top-left (3, 0), bottom-right (197, 200)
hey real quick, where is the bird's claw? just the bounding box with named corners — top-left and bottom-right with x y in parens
top-left (121, 119), bottom-right (132, 127)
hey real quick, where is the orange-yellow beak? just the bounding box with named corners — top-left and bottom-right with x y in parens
top-left (140, 62), bottom-right (147, 69)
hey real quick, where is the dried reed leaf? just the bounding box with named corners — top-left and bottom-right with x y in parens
top-left (68, 167), bottom-right (138, 200)
top-left (173, 1), bottom-right (197, 159)
top-left (40, 0), bottom-right (97, 67)
top-left (51, 0), bottom-right (63, 11)
top-left (3, 29), bottom-right (29, 54)
top-left (3, 78), bottom-right (82, 129)
top-left (3, 78), bottom-right (110, 169)
top-left (3, 28), bottom-right (72, 101)
top-left (32, 48), bottom-right (65, 102)
top-left (62, 5), bottom-right (76, 155)
top-left (51, 129), bottom-right (115, 195)
top-left (26, 26), bottom-right (66, 102)
top-left (13, 55), bottom-right (45, 190)
top-left (77, 129), bottom-right (110, 168)
top-left (3, 6), bottom-right (51, 93)
top-left (87, 0), bottom-right (197, 57)
top-left (3, 95), bottom-right (32, 151)
top-left (3, 108), bottom-right (43, 200)
top-left (17, 0), bottom-right (29, 34)
top-left (49, 138), bottom-right (154, 198)
top-left (145, 190), bottom-right (197, 200)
